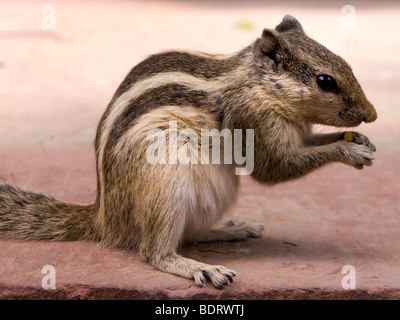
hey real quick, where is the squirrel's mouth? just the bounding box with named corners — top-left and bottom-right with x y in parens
top-left (338, 102), bottom-right (378, 125)
top-left (338, 109), bottom-right (365, 127)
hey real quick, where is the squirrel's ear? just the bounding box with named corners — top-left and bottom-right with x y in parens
top-left (275, 15), bottom-right (304, 34)
top-left (252, 29), bottom-right (284, 69)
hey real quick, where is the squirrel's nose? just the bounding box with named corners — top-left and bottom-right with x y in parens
top-left (363, 110), bottom-right (378, 123)
top-left (362, 102), bottom-right (378, 123)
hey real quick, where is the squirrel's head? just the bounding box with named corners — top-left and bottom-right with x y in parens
top-left (252, 15), bottom-right (377, 127)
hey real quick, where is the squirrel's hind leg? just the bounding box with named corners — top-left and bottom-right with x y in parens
top-left (138, 177), bottom-right (238, 288)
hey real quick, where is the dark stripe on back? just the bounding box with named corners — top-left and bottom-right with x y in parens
top-left (112, 51), bottom-right (239, 101)
top-left (105, 83), bottom-right (214, 152)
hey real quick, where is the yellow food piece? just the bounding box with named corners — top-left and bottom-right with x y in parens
top-left (344, 131), bottom-right (354, 142)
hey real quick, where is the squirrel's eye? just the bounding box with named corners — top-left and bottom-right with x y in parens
top-left (317, 74), bottom-right (338, 92)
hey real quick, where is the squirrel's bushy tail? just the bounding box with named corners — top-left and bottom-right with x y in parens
top-left (0, 180), bottom-right (96, 241)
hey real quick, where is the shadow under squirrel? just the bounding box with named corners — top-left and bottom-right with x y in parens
top-left (0, 16), bottom-right (377, 288)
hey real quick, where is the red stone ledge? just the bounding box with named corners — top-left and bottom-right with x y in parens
top-left (1, 285), bottom-right (400, 300)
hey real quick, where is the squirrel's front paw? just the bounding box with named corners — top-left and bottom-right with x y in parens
top-left (337, 141), bottom-right (375, 169)
top-left (344, 131), bottom-right (376, 152)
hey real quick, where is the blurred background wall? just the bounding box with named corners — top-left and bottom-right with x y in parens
top-left (0, 0), bottom-right (399, 153)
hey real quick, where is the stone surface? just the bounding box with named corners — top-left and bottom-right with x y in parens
top-left (0, 0), bottom-right (399, 300)
top-left (1, 148), bottom-right (399, 299)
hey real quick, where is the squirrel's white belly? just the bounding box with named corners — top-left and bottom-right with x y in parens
top-left (181, 163), bottom-right (240, 242)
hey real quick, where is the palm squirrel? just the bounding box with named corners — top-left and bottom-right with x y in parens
top-left (0, 15), bottom-right (377, 288)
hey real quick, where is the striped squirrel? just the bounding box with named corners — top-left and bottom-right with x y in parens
top-left (0, 16), bottom-right (377, 288)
